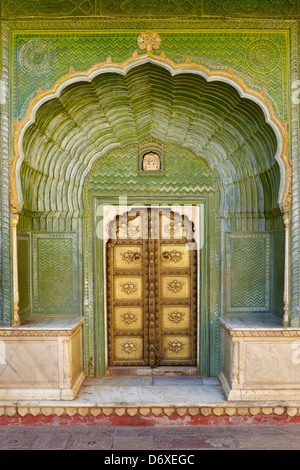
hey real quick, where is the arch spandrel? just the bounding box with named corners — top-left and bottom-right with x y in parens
top-left (10, 51), bottom-right (290, 218)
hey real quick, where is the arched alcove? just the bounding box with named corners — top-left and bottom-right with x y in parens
top-left (13, 55), bottom-right (288, 376)
top-left (17, 62), bottom-right (283, 226)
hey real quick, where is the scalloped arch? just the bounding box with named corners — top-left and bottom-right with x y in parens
top-left (11, 52), bottom-right (290, 216)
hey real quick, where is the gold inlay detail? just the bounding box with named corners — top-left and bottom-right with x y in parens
top-left (121, 312), bottom-right (138, 325)
top-left (162, 250), bottom-right (183, 263)
top-left (137, 30), bottom-right (161, 53)
top-left (168, 280), bottom-right (184, 293)
top-left (121, 251), bottom-right (141, 263)
top-left (168, 340), bottom-right (185, 354)
top-left (168, 311), bottom-right (185, 324)
top-left (122, 341), bottom-right (137, 354)
top-left (120, 282), bottom-right (137, 295)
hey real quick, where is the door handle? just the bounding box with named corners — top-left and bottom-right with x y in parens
top-left (162, 250), bottom-right (183, 263)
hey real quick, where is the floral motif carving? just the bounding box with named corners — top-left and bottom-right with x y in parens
top-left (137, 30), bottom-right (161, 53)
top-left (121, 311), bottom-right (138, 324)
top-left (168, 340), bottom-right (185, 354)
top-left (168, 280), bottom-right (184, 293)
top-left (122, 341), bottom-right (137, 354)
top-left (168, 311), bottom-right (185, 324)
top-left (120, 282), bottom-right (137, 295)
top-left (121, 251), bottom-right (141, 263)
top-left (162, 250), bottom-right (183, 263)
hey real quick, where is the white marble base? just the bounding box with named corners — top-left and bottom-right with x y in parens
top-left (0, 316), bottom-right (85, 400)
top-left (219, 315), bottom-right (300, 401)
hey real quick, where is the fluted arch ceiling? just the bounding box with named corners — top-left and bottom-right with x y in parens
top-left (14, 56), bottom-right (289, 218)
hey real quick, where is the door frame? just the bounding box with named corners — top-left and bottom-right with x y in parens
top-left (92, 195), bottom-right (211, 376)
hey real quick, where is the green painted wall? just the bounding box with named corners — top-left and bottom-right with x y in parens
top-left (1, 0), bottom-right (299, 18)
top-left (12, 30), bottom-right (289, 122)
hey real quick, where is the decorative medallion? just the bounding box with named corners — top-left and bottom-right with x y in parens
top-left (138, 30), bottom-right (161, 53)
top-left (121, 311), bottom-right (138, 325)
top-left (168, 340), bottom-right (185, 354)
top-left (122, 341), bottom-right (137, 354)
top-left (168, 311), bottom-right (185, 324)
top-left (167, 280), bottom-right (184, 293)
top-left (245, 39), bottom-right (281, 74)
top-left (18, 39), bottom-right (55, 75)
top-left (162, 250), bottom-right (183, 263)
top-left (120, 282), bottom-right (137, 295)
top-left (121, 251), bottom-right (141, 263)
top-left (142, 151), bottom-right (161, 171)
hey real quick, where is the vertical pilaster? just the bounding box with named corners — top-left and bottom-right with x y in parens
top-left (0, 23), bottom-right (12, 326)
top-left (12, 214), bottom-right (20, 326)
top-left (289, 23), bottom-right (300, 326)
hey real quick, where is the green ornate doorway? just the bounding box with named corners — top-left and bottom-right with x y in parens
top-left (14, 57), bottom-right (287, 380)
top-left (84, 144), bottom-right (218, 376)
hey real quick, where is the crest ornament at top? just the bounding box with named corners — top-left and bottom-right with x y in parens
top-left (138, 31), bottom-right (161, 53)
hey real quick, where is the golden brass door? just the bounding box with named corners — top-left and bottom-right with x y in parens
top-left (106, 208), bottom-right (197, 369)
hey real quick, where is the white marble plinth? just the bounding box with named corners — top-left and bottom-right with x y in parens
top-left (0, 316), bottom-right (85, 400)
top-left (219, 315), bottom-right (300, 401)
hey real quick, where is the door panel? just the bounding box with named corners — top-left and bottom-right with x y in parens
top-left (107, 208), bottom-right (197, 369)
top-left (161, 275), bottom-right (191, 299)
top-left (114, 336), bottom-right (144, 362)
top-left (162, 306), bottom-right (191, 330)
top-left (114, 306), bottom-right (143, 331)
top-left (155, 209), bottom-right (197, 366)
top-left (161, 335), bottom-right (192, 361)
top-left (107, 210), bottom-right (149, 367)
top-left (114, 246), bottom-right (143, 270)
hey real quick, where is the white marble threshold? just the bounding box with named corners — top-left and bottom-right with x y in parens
top-left (0, 375), bottom-right (299, 409)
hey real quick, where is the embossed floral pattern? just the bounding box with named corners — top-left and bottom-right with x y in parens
top-left (162, 250), bottom-right (183, 263)
top-left (121, 311), bottom-right (138, 324)
top-left (122, 341), bottom-right (137, 354)
top-left (168, 340), bottom-right (184, 354)
top-left (120, 282), bottom-right (137, 295)
top-left (167, 279), bottom-right (184, 293)
top-left (138, 30), bottom-right (161, 52)
top-left (168, 311), bottom-right (185, 323)
top-left (121, 250), bottom-right (141, 263)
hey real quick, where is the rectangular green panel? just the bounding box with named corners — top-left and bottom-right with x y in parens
top-left (226, 233), bottom-right (271, 312)
top-left (17, 232), bottom-right (31, 321)
top-left (100, 0), bottom-right (200, 16)
top-left (202, 0), bottom-right (298, 17)
top-left (32, 232), bottom-right (79, 314)
top-left (272, 232), bottom-right (285, 317)
top-left (2, 0), bottom-right (97, 17)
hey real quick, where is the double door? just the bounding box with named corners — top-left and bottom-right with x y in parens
top-left (106, 208), bottom-right (198, 369)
